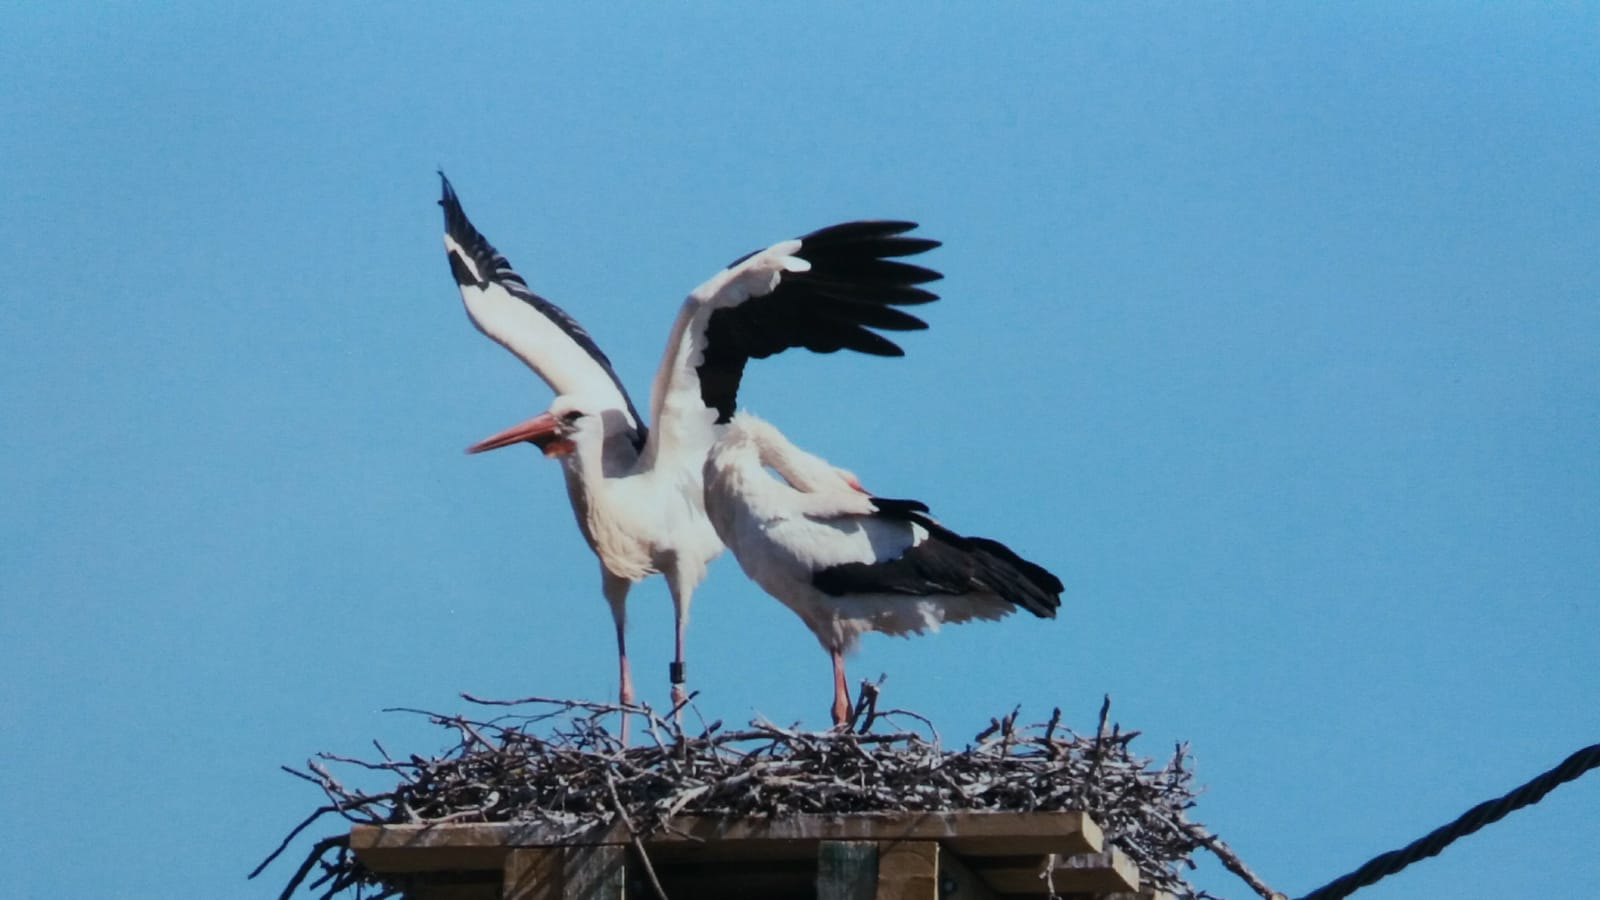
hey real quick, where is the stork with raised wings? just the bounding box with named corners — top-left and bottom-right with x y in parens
top-left (439, 174), bottom-right (940, 727)
top-left (702, 412), bottom-right (1062, 726)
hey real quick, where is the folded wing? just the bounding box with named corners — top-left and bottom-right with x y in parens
top-left (811, 496), bottom-right (1063, 620)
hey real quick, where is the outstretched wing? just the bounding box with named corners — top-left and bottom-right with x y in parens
top-left (439, 173), bottom-right (646, 446)
top-left (647, 221), bottom-right (940, 467)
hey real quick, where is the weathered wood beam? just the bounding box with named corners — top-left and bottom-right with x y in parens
top-left (935, 846), bottom-right (1000, 900)
top-left (497, 845), bottom-right (629, 900)
top-left (817, 841), bottom-right (877, 900)
top-left (561, 844), bottom-right (627, 900)
top-left (502, 848), bottom-right (559, 900)
top-left (975, 848), bottom-right (1141, 895)
top-left (408, 880), bottom-right (499, 900)
top-left (874, 841), bottom-right (938, 900)
top-left (351, 811), bottom-right (1101, 874)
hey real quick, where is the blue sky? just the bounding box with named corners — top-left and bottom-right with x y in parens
top-left (2, 4), bottom-right (1596, 898)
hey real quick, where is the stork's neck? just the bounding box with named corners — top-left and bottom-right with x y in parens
top-left (563, 425), bottom-right (644, 489)
top-left (559, 428), bottom-right (654, 580)
top-left (562, 421), bottom-right (718, 584)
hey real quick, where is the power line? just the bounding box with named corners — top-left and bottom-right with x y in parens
top-left (1298, 742), bottom-right (1600, 900)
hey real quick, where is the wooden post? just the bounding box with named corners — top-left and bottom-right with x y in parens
top-left (503, 849), bottom-right (560, 900)
top-left (874, 841), bottom-right (939, 900)
top-left (817, 840), bottom-right (878, 900)
top-left (561, 844), bottom-right (627, 900)
top-left (500, 845), bottom-right (626, 900)
top-left (935, 847), bottom-right (1001, 900)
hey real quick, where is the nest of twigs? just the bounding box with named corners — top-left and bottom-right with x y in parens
top-left (254, 687), bottom-right (1277, 900)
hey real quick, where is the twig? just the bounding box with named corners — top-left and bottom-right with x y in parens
top-left (603, 769), bottom-right (670, 900)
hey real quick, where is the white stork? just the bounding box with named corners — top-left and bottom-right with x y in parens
top-left (702, 412), bottom-right (1062, 726)
top-left (438, 174), bottom-right (941, 724)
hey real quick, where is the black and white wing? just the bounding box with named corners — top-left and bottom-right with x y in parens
top-left (646, 221), bottom-right (941, 466)
top-left (439, 173), bottom-right (647, 444)
top-left (811, 497), bottom-right (1063, 620)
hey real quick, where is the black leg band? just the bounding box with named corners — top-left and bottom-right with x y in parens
top-left (669, 662), bottom-right (686, 684)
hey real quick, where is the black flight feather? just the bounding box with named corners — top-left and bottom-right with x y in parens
top-left (697, 220), bottom-right (942, 423)
top-left (811, 497), bottom-right (1063, 620)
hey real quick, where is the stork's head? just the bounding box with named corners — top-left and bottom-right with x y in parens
top-left (466, 395), bottom-right (629, 459)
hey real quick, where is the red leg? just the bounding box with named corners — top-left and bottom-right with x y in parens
top-left (603, 573), bottom-right (632, 744)
top-left (830, 649), bottom-right (851, 727)
top-left (615, 622), bottom-right (634, 744)
top-left (666, 572), bottom-right (693, 723)
top-left (669, 612), bottom-right (688, 715)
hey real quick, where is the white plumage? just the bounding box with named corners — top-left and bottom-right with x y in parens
top-left (439, 174), bottom-right (941, 728)
top-left (704, 412), bottom-right (1063, 725)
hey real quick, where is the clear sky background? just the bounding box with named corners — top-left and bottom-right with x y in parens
top-left (2, 4), bottom-right (1596, 898)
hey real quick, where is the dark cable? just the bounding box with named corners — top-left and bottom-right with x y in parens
top-left (1299, 742), bottom-right (1600, 900)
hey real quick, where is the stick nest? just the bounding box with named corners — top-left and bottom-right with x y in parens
top-left (255, 688), bottom-right (1274, 900)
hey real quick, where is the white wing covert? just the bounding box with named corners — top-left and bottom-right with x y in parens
top-left (440, 174), bottom-right (647, 445)
top-left (646, 221), bottom-right (942, 467)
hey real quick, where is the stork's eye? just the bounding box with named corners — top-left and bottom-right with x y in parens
top-left (561, 410), bottom-right (585, 425)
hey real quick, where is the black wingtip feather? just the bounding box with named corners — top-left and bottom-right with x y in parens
top-left (874, 236), bottom-right (943, 257)
top-left (696, 218), bottom-right (939, 417)
top-left (804, 279), bottom-right (942, 308)
top-left (446, 250), bottom-right (477, 288)
top-left (813, 298), bottom-right (928, 332)
top-left (871, 497), bottom-right (933, 516)
top-left (799, 261), bottom-right (944, 291)
top-left (810, 519), bottom-right (1064, 620)
top-left (965, 536), bottom-right (1065, 616)
top-left (438, 172), bottom-right (488, 281)
top-left (439, 172), bottom-right (469, 227)
top-left (838, 497), bottom-right (1065, 619)
top-left (835, 327), bottom-right (906, 357)
top-left (800, 220), bottom-right (921, 245)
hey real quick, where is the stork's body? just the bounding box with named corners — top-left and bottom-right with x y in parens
top-left (703, 413), bottom-right (1063, 725)
top-left (439, 175), bottom-right (941, 725)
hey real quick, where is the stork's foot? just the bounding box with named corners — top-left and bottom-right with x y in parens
top-left (616, 676), bottom-right (637, 746)
top-left (617, 693), bottom-right (634, 745)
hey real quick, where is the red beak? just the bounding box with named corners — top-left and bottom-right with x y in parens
top-left (466, 412), bottom-right (575, 457)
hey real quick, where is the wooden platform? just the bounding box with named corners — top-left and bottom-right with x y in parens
top-left (350, 811), bottom-right (1172, 900)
